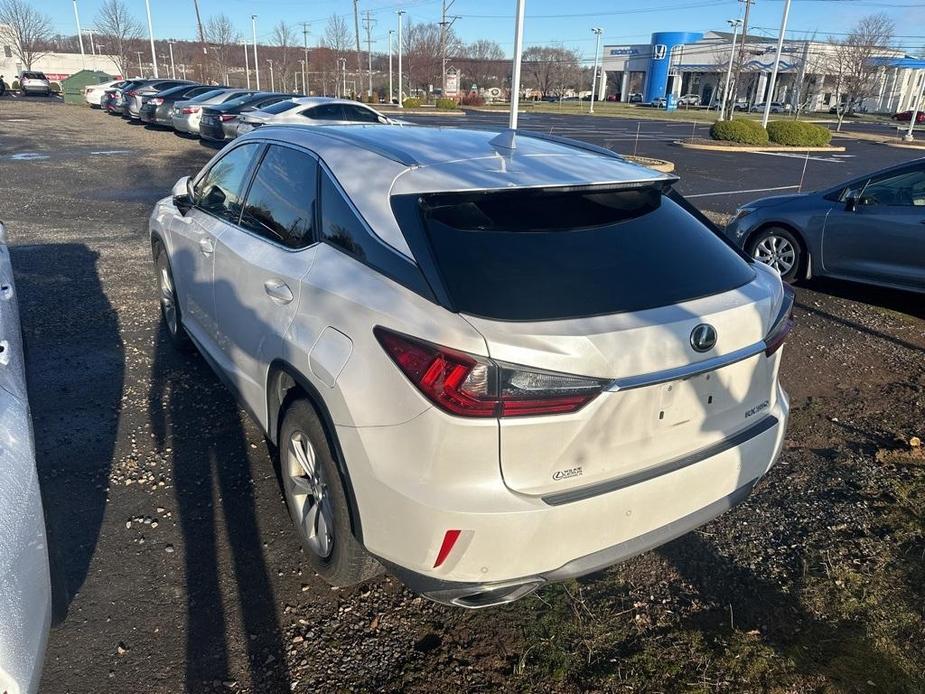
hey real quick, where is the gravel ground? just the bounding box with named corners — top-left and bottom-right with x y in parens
top-left (1, 98), bottom-right (923, 693)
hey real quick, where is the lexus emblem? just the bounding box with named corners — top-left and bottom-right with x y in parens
top-left (690, 324), bottom-right (717, 352)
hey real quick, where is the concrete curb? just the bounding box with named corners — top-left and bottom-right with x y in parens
top-left (625, 155), bottom-right (675, 173)
top-left (883, 141), bottom-right (925, 150)
top-left (674, 140), bottom-right (846, 153)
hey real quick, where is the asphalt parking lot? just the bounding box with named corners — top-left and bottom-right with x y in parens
top-left (1, 97), bottom-right (924, 693)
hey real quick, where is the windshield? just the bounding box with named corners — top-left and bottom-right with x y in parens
top-left (394, 185), bottom-right (755, 321)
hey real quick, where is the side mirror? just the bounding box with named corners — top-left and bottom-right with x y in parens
top-left (172, 175), bottom-right (193, 216)
top-left (377, 115), bottom-right (389, 124)
top-left (844, 196), bottom-right (857, 212)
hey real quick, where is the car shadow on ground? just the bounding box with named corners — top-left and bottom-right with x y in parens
top-left (147, 315), bottom-right (290, 691)
top-left (11, 242), bottom-right (123, 621)
top-left (802, 276), bottom-right (925, 322)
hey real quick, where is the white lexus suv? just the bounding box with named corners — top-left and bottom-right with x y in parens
top-left (149, 124), bottom-right (792, 608)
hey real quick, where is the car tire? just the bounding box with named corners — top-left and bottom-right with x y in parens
top-left (279, 398), bottom-right (381, 587)
top-left (747, 226), bottom-right (803, 282)
top-left (153, 241), bottom-right (192, 351)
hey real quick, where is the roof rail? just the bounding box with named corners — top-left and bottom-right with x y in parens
top-left (259, 124), bottom-right (421, 167)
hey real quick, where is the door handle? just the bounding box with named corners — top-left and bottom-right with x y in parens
top-left (264, 279), bottom-right (294, 305)
top-left (199, 238), bottom-right (214, 256)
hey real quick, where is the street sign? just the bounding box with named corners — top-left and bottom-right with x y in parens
top-left (445, 66), bottom-right (459, 97)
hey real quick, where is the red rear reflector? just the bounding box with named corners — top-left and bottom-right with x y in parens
top-left (434, 530), bottom-right (462, 568)
top-left (374, 327), bottom-right (605, 418)
top-left (181, 106), bottom-right (200, 114)
top-left (219, 114), bottom-right (236, 122)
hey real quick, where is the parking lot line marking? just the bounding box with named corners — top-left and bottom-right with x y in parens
top-left (686, 184), bottom-right (800, 198)
top-left (750, 151), bottom-right (846, 163)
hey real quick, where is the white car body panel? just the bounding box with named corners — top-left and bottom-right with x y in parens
top-left (0, 224), bottom-right (51, 692)
top-left (150, 125), bottom-right (791, 607)
top-left (84, 80), bottom-right (121, 106)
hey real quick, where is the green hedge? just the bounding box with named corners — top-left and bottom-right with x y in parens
top-left (435, 98), bottom-right (457, 110)
top-left (710, 119), bottom-right (769, 145)
top-left (767, 120), bottom-right (832, 147)
top-left (402, 97), bottom-right (421, 109)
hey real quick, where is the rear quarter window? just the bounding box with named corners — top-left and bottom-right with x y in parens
top-left (393, 185), bottom-right (756, 321)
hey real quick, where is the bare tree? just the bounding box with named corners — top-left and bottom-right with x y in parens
top-left (205, 14), bottom-right (238, 83)
top-left (0, 0), bottom-right (52, 71)
top-left (457, 39), bottom-right (505, 91)
top-left (272, 21), bottom-right (296, 91)
top-left (93, 0), bottom-right (143, 78)
top-left (826, 13), bottom-right (895, 131)
top-left (522, 45), bottom-right (581, 98)
top-left (403, 21), bottom-right (447, 97)
top-left (322, 14), bottom-right (351, 95)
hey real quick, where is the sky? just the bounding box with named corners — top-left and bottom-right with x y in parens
top-left (51, 0), bottom-right (925, 64)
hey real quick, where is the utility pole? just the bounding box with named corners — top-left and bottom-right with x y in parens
top-left (589, 27), bottom-right (603, 113)
top-left (301, 22), bottom-right (310, 95)
top-left (136, 51), bottom-right (143, 77)
top-left (439, 0), bottom-right (459, 96)
top-left (353, 0), bottom-right (362, 93)
top-left (761, 0), bottom-right (792, 128)
top-left (509, 0), bottom-right (526, 132)
top-left (388, 30), bottom-right (394, 104)
top-left (72, 1), bottom-right (86, 68)
top-left (397, 9), bottom-right (405, 107)
top-left (143, 0), bottom-right (159, 78)
top-left (363, 10), bottom-right (374, 97)
top-left (191, 0), bottom-right (207, 81)
top-left (298, 60), bottom-right (305, 93)
top-left (732, 0), bottom-right (754, 111)
top-left (339, 58), bottom-right (347, 98)
top-left (719, 18), bottom-right (742, 120)
top-left (243, 39), bottom-right (251, 88)
top-left (168, 39), bottom-right (176, 79)
top-left (251, 15), bottom-right (261, 90)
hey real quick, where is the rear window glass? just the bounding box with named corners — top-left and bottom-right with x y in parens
top-left (395, 185), bottom-right (755, 321)
top-left (260, 100), bottom-right (300, 115)
top-left (187, 89), bottom-right (227, 102)
top-left (22, 72), bottom-right (46, 79)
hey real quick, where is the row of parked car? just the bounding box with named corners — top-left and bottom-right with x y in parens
top-left (84, 77), bottom-right (402, 143)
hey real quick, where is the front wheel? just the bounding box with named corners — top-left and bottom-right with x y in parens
top-left (747, 227), bottom-right (803, 282)
top-left (279, 399), bottom-right (380, 587)
top-left (153, 242), bottom-right (191, 350)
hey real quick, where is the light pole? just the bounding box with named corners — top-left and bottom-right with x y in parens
top-left (903, 69), bottom-right (924, 142)
top-left (136, 51), bottom-right (144, 77)
top-left (761, 0), bottom-right (792, 128)
top-left (251, 15), bottom-right (261, 90)
top-left (267, 59), bottom-right (275, 91)
top-left (143, 0), bottom-right (159, 78)
top-left (589, 27), bottom-right (604, 114)
top-left (338, 58), bottom-right (347, 98)
top-left (508, 0), bottom-right (526, 131)
top-left (719, 18), bottom-right (742, 120)
top-left (299, 59), bottom-right (306, 94)
top-left (243, 39), bottom-right (251, 88)
top-left (72, 1), bottom-right (86, 68)
top-left (397, 10), bottom-right (405, 107)
top-left (388, 29), bottom-right (394, 104)
top-left (168, 40), bottom-right (176, 79)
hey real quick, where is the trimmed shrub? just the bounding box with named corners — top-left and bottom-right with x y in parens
top-left (435, 98), bottom-right (457, 110)
top-left (460, 93), bottom-right (485, 106)
top-left (767, 120), bottom-right (832, 147)
top-left (710, 119), bottom-right (769, 145)
top-left (402, 97), bottom-right (421, 109)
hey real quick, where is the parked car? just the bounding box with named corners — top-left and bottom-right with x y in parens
top-left (84, 79), bottom-right (126, 107)
top-left (171, 89), bottom-right (257, 135)
top-left (649, 97), bottom-right (667, 108)
top-left (139, 83), bottom-right (223, 127)
top-left (125, 79), bottom-right (197, 119)
top-left (102, 79), bottom-right (146, 115)
top-left (0, 222), bottom-right (52, 692)
top-left (725, 158), bottom-right (925, 292)
top-left (892, 110), bottom-right (925, 124)
top-left (150, 125), bottom-right (792, 608)
top-left (750, 102), bottom-right (792, 113)
top-left (234, 97), bottom-right (397, 138)
top-left (198, 92), bottom-right (297, 142)
top-left (678, 94), bottom-right (701, 107)
top-left (627, 92), bottom-right (643, 103)
top-left (19, 71), bottom-right (51, 97)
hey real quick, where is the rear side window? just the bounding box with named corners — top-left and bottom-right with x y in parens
top-left (341, 105), bottom-right (380, 123)
top-left (395, 185), bottom-right (755, 321)
top-left (194, 143), bottom-right (260, 223)
top-left (240, 145), bottom-right (317, 249)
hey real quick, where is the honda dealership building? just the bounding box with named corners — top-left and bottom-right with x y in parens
top-left (601, 30), bottom-right (925, 113)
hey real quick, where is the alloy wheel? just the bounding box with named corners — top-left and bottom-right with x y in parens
top-left (286, 431), bottom-right (334, 559)
top-left (753, 234), bottom-right (796, 275)
top-left (156, 253), bottom-right (178, 336)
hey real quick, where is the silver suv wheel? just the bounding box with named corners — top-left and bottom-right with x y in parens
top-left (285, 431), bottom-right (334, 559)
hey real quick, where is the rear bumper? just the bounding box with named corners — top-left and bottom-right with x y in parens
top-left (172, 115), bottom-right (198, 133)
top-left (199, 121), bottom-right (226, 141)
top-left (342, 384), bottom-right (789, 606)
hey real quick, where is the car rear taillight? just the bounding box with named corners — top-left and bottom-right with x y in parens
top-left (181, 106), bottom-right (200, 114)
top-left (374, 327), bottom-right (607, 418)
top-left (125, 89), bottom-right (137, 96)
top-left (764, 284), bottom-right (795, 356)
top-left (219, 114), bottom-right (236, 122)
top-left (149, 97), bottom-right (164, 106)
